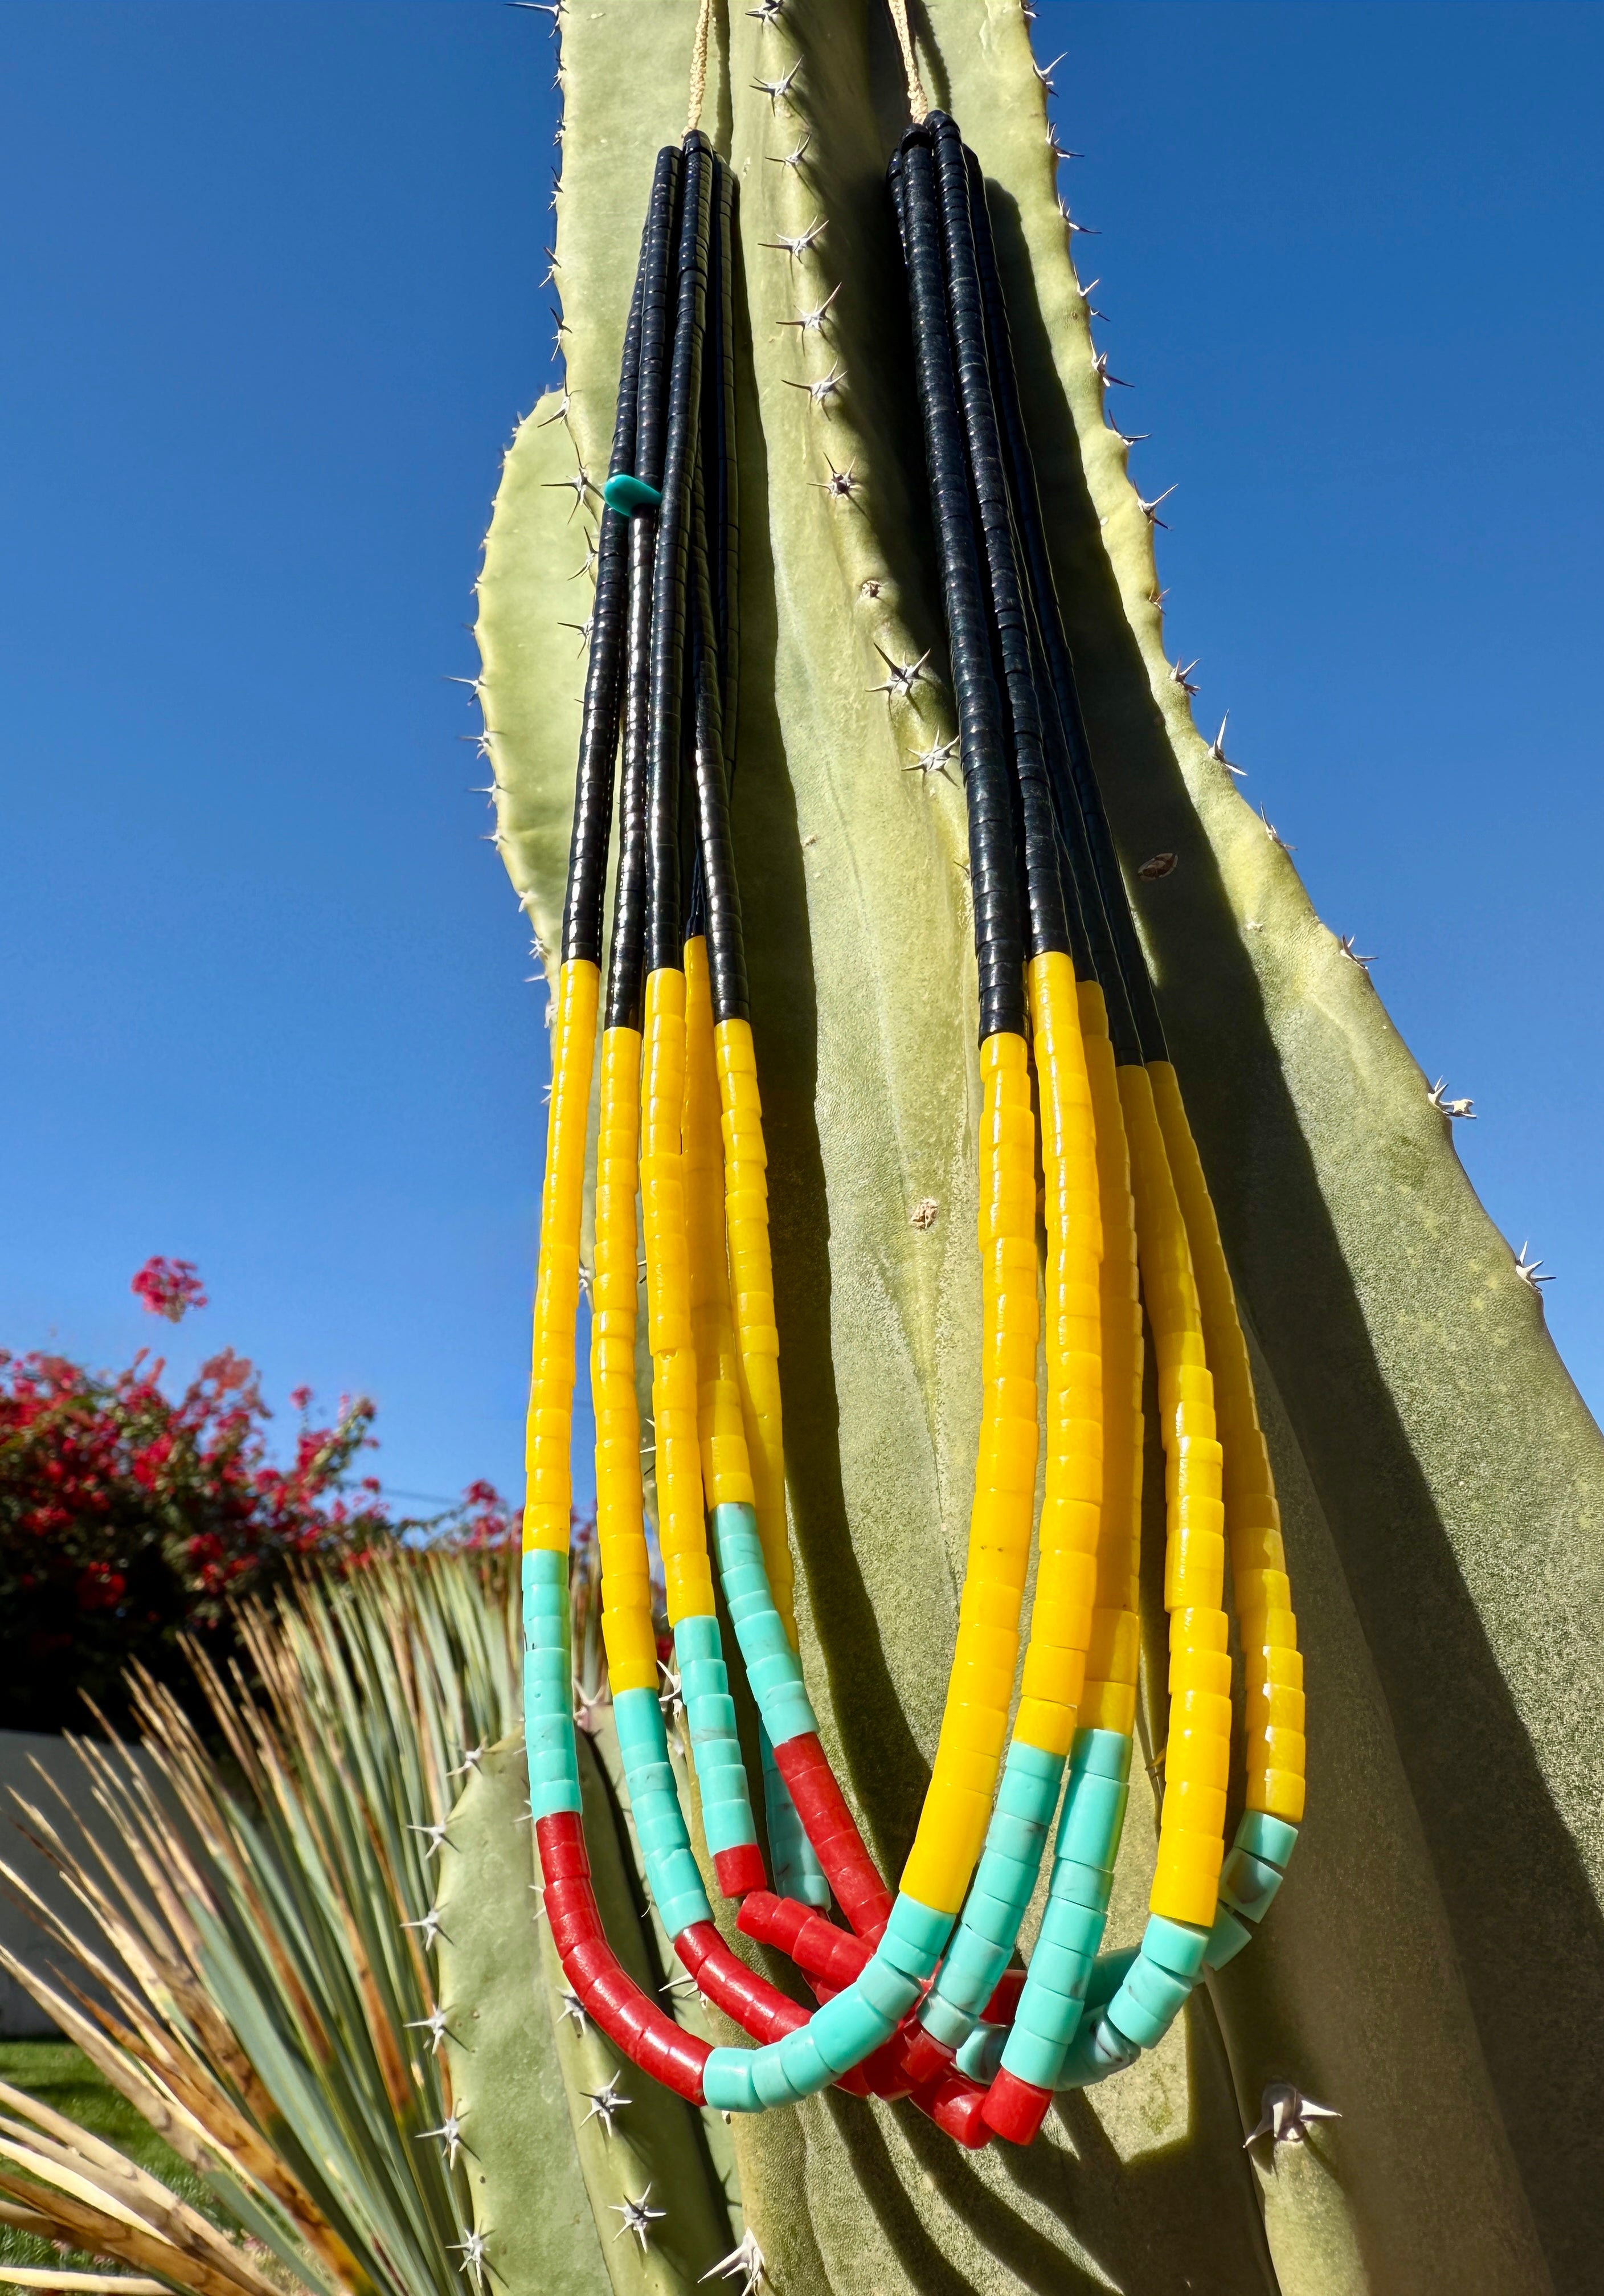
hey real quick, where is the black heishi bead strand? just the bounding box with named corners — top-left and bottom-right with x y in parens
top-left (606, 145), bottom-right (682, 1033)
top-left (714, 163), bottom-right (742, 783)
top-left (560, 259), bottom-right (645, 969)
top-left (960, 146), bottom-right (1167, 1068)
top-left (893, 130), bottom-right (1025, 1045)
top-left (688, 458), bottom-right (749, 1027)
top-left (645, 133), bottom-right (714, 979)
top-left (928, 115), bottom-right (1079, 979)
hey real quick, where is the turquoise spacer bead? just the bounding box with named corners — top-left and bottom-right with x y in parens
top-left (1057, 1772), bottom-right (1128, 1867)
top-left (1220, 1848), bottom-right (1284, 1926)
top-left (1085, 1946), bottom-right (1138, 2008)
top-left (1055, 2009), bottom-right (1140, 2090)
top-left (1070, 1726), bottom-right (1133, 1782)
top-left (879, 1893), bottom-right (955, 1978)
top-left (1204, 1905), bottom-right (1254, 1969)
top-left (1047, 1857), bottom-right (1116, 1913)
top-left (676, 1613), bottom-right (721, 1661)
top-left (920, 1992), bottom-right (979, 2050)
top-left (1141, 1914), bottom-right (1210, 1981)
top-left (703, 2049), bottom-right (759, 2114)
top-left (1237, 1811), bottom-right (1299, 1869)
top-left (1025, 1938), bottom-right (1095, 1998)
top-left (1105, 1951), bottom-right (1193, 2049)
top-left (957, 2022), bottom-right (1006, 2082)
top-left (1005, 2020), bottom-right (1078, 2091)
top-left (602, 471), bottom-right (662, 516)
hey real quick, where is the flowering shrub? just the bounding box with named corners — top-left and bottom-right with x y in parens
top-left (0, 1344), bottom-right (404, 1731)
top-left (130, 1256), bottom-right (208, 1324)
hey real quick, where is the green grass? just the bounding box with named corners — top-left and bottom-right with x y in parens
top-left (0, 2038), bottom-right (210, 2272)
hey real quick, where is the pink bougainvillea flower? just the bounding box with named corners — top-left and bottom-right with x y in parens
top-left (130, 1257), bottom-right (208, 1324)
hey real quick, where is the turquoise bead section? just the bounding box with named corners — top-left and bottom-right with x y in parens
top-left (760, 1725), bottom-right (830, 1906)
top-left (602, 471), bottom-right (662, 515)
top-left (1237, 1811), bottom-right (1299, 1869)
top-left (610, 1686), bottom-right (713, 1937)
top-left (674, 1610), bottom-right (759, 1855)
top-left (1104, 1950), bottom-right (1193, 2049)
top-left (523, 1549), bottom-right (580, 1818)
top-left (709, 1503), bottom-right (818, 1747)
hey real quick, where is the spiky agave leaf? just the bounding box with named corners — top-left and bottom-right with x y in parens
top-left (0, 1551), bottom-right (539, 2296)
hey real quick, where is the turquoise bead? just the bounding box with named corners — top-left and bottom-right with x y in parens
top-left (1055, 2011), bottom-right (1140, 2090)
top-left (957, 2023), bottom-right (1006, 2082)
top-left (703, 2049), bottom-right (759, 2114)
top-left (1237, 1811), bottom-right (1299, 1869)
top-left (1047, 1857), bottom-right (1115, 1912)
top-left (602, 471), bottom-right (662, 515)
top-left (1085, 1946), bottom-right (1138, 2008)
top-left (1004, 2021), bottom-right (1076, 2091)
top-left (919, 1992), bottom-right (976, 2049)
top-left (1070, 1726), bottom-right (1132, 1782)
top-left (1057, 1773), bottom-right (1127, 1866)
top-left (1204, 1906), bottom-right (1254, 1969)
top-left (1220, 1848), bottom-right (1284, 1926)
top-left (1038, 1897), bottom-right (1103, 1959)
top-left (880, 1894), bottom-right (955, 1978)
top-left (1141, 1914), bottom-right (1210, 1980)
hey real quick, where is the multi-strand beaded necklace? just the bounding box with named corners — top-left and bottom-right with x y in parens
top-left (519, 37), bottom-right (1306, 2156)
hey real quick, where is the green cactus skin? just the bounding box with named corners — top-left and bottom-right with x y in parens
top-left (437, 1738), bottom-right (735, 2296)
top-left (474, 6), bottom-right (1604, 2293)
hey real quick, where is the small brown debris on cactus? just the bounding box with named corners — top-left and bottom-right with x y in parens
top-left (910, 1198), bottom-right (939, 1231)
top-left (1138, 852), bottom-right (1177, 880)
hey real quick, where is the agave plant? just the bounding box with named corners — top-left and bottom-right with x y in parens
top-left (0, 1551), bottom-right (529, 2296)
top-left (457, 5), bottom-right (1604, 2296)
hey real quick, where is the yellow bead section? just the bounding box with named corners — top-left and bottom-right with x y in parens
top-left (1013, 954), bottom-right (1103, 1760)
top-left (1147, 1063), bottom-right (1306, 1824)
top-left (523, 958), bottom-right (599, 1554)
top-left (1075, 984), bottom-right (1143, 1740)
top-left (684, 939), bottom-right (757, 1513)
top-left (714, 1015), bottom-right (798, 1647)
top-left (589, 1023), bottom-right (658, 1694)
top-left (641, 969), bottom-right (714, 1625)
top-left (900, 1029), bottom-right (1039, 1914)
top-left (1119, 1063), bottom-right (1232, 1929)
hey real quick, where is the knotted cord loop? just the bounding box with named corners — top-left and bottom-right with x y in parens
top-left (887, 0), bottom-right (928, 122)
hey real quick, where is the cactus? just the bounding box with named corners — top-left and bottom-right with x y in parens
top-left (476, 6), bottom-right (1604, 2294)
top-left (435, 1733), bottom-right (736, 2296)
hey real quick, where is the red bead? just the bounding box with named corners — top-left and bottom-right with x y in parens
top-left (673, 1922), bottom-right (808, 2043)
top-left (859, 2034), bottom-right (913, 2100)
top-left (535, 1811), bottom-right (586, 1864)
top-left (771, 1735), bottom-right (894, 1937)
top-left (714, 1844), bottom-right (767, 1899)
top-left (924, 2077), bottom-right (993, 2151)
top-left (737, 1890), bottom-right (810, 1955)
top-left (981, 2068), bottom-right (1054, 2147)
top-left (899, 2027), bottom-right (956, 2089)
top-left (794, 1912), bottom-right (870, 1989)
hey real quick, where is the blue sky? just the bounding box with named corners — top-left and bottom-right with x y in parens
top-left (1, 2), bottom-right (1599, 1511)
